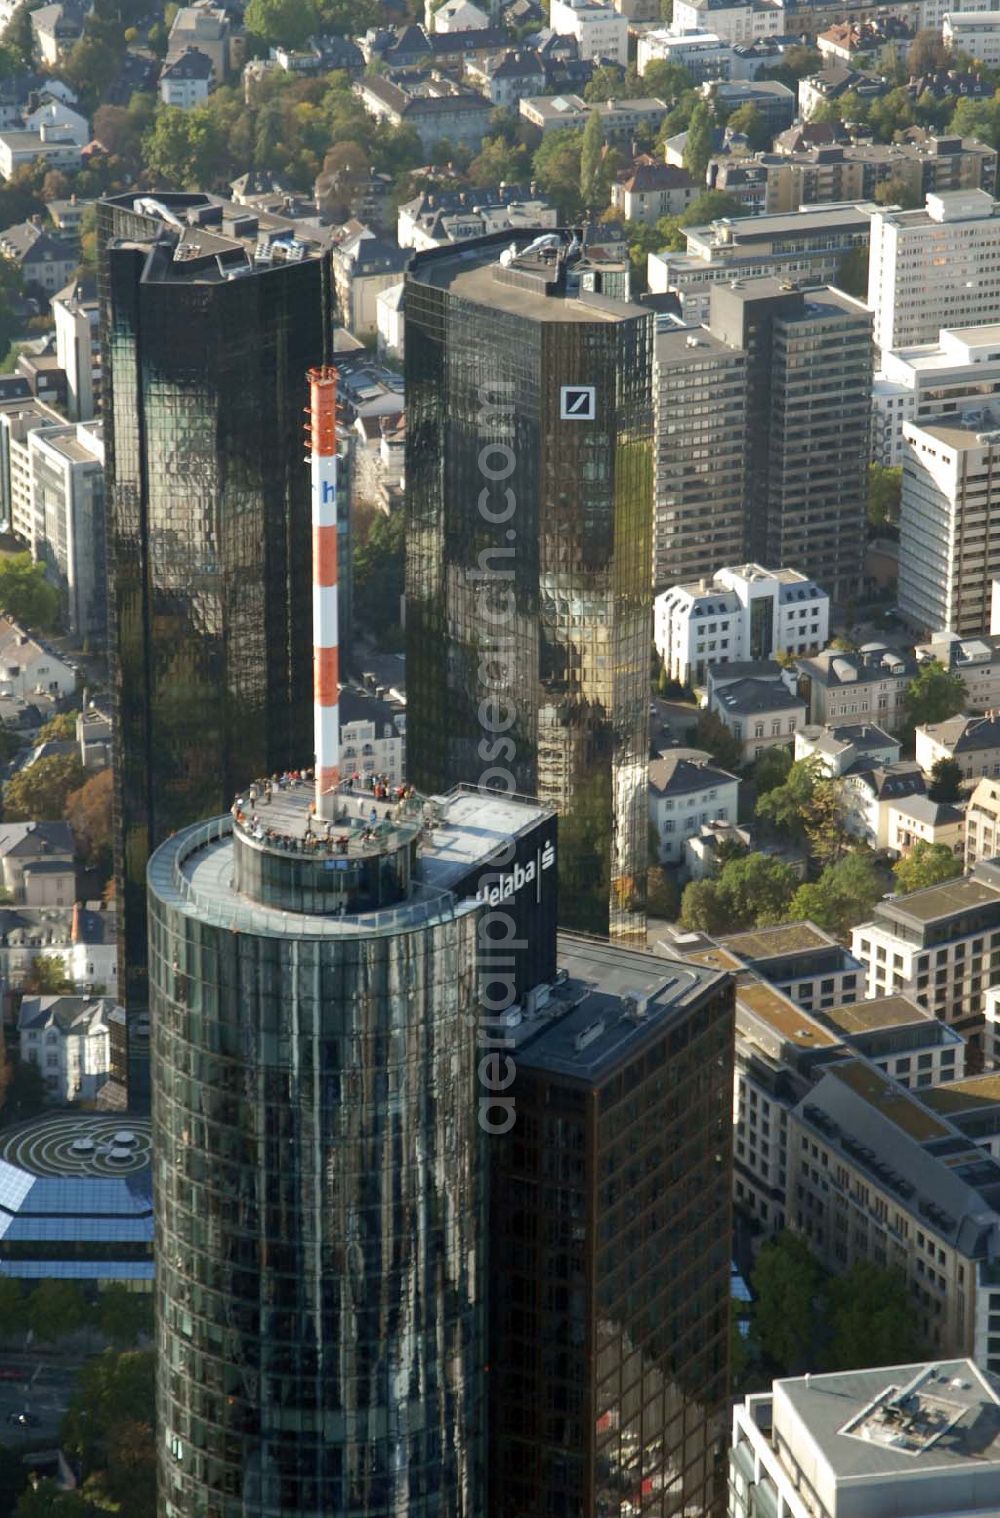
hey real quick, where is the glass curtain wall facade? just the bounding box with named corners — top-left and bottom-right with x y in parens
top-left (147, 814), bottom-right (487, 1518)
top-left (405, 236), bottom-right (653, 942)
top-left (98, 194), bottom-right (330, 1029)
top-left (490, 948), bottom-right (735, 1518)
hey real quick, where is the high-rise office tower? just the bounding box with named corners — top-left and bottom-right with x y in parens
top-left (709, 279), bottom-right (872, 603)
top-left (653, 322), bottom-right (747, 590)
top-left (98, 192), bottom-right (331, 1034)
top-left (405, 230), bottom-right (653, 942)
top-left (489, 936), bottom-right (735, 1518)
top-left (148, 780), bottom-right (558, 1518)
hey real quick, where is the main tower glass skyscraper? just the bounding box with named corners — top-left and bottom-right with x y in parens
top-left (98, 192), bottom-right (332, 1045)
top-left (147, 781), bottom-right (557, 1518)
top-left (404, 231), bottom-right (654, 942)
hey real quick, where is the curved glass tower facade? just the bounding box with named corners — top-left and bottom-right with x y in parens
top-left (147, 790), bottom-right (496, 1518)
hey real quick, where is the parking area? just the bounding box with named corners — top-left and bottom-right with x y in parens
top-left (0, 1353), bottom-right (81, 1443)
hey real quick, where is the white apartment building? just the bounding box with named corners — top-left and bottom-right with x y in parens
top-left (0, 399), bottom-right (64, 542)
top-left (966, 774), bottom-right (1000, 869)
top-left (944, 9), bottom-right (1000, 62)
top-left (794, 721), bottom-right (900, 775)
top-left (868, 191), bottom-right (1000, 353)
top-left (339, 689), bottom-right (405, 786)
top-left (0, 619), bottom-right (75, 699)
top-left (18, 994), bottom-right (117, 1103)
top-left (840, 760), bottom-right (927, 850)
top-left (852, 864), bottom-right (1000, 1043)
top-left (710, 676), bottom-right (807, 761)
top-left (654, 564), bottom-right (829, 689)
top-left (731, 1362), bottom-right (1000, 1518)
top-left (28, 422), bottom-right (105, 640)
top-left (52, 277), bottom-right (99, 423)
top-left (873, 324), bottom-right (1000, 468)
top-left (887, 793), bottom-right (966, 858)
top-left (548, 0), bottom-right (628, 61)
top-left (670, 0), bottom-right (783, 42)
top-left (901, 415), bottom-right (1000, 637)
top-left (917, 714), bottom-right (1000, 779)
top-left (917, 632), bottom-right (1000, 713)
top-left (796, 644), bottom-right (915, 728)
top-left (636, 28), bottom-right (735, 80)
top-left (648, 750), bottom-right (740, 865)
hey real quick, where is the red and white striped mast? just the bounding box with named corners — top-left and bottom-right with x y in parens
top-left (307, 366), bottom-right (340, 821)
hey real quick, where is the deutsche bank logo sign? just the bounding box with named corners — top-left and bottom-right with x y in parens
top-left (560, 385), bottom-right (596, 421)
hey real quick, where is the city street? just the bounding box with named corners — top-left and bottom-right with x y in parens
top-left (0, 1352), bottom-right (80, 1443)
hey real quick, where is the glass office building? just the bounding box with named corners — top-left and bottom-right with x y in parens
top-left (147, 782), bottom-right (555, 1518)
top-left (98, 192), bottom-right (332, 1038)
top-left (490, 937), bottom-right (735, 1518)
top-left (405, 233), bottom-right (653, 942)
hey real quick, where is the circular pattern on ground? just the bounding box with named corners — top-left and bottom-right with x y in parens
top-left (0, 1114), bottom-right (152, 1177)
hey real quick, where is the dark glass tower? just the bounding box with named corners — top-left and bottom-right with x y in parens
top-left (98, 192), bottom-right (332, 1040)
top-left (490, 938), bottom-right (735, 1518)
top-left (405, 231), bottom-right (653, 943)
top-left (147, 781), bottom-right (556, 1518)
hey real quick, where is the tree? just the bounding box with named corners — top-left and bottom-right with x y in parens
top-left (683, 101), bottom-right (714, 182)
top-left (143, 106), bottom-right (227, 190)
top-left (904, 659), bottom-right (967, 731)
top-left (0, 553), bottom-right (60, 631)
top-left (532, 128), bottom-right (584, 220)
top-left (750, 1231), bottom-right (823, 1374)
top-left (3, 5), bottom-right (35, 70)
top-left (909, 26), bottom-right (949, 76)
top-left (753, 745), bottom-right (793, 796)
top-left (756, 757), bottom-right (843, 862)
top-left (16, 1483), bottom-right (112, 1517)
top-left (950, 93), bottom-right (1000, 149)
top-left (639, 59), bottom-right (693, 104)
top-left (35, 712), bottom-right (76, 743)
top-left (0, 1276), bottom-right (22, 1340)
top-left (5, 753), bottom-right (86, 821)
top-left (893, 840), bottom-right (962, 894)
top-left (3, 1058), bottom-right (44, 1123)
top-left (693, 710), bottom-right (743, 772)
top-left (826, 1262), bottom-right (921, 1370)
top-left (873, 174), bottom-right (922, 209)
top-left (788, 850), bottom-right (883, 937)
top-left (646, 864), bottom-right (679, 920)
top-left (23, 954), bottom-right (73, 993)
top-left (584, 63), bottom-right (626, 102)
top-left (313, 141), bottom-right (371, 221)
top-left (928, 756), bottom-right (964, 802)
top-left (725, 102), bottom-right (771, 151)
top-left (679, 189), bottom-right (747, 227)
top-left (467, 133), bottom-right (530, 187)
top-left (96, 1285), bottom-right (153, 1349)
top-left (245, 0), bottom-right (316, 45)
top-left (679, 851), bottom-right (797, 931)
top-left (64, 767), bottom-right (112, 872)
top-left (27, 1281), bottom-right (87, 1344)
top-left (580, 108), bottom-right (605, 210)
top-left (352, 508), bottom-right (404, 645)
top-left (867, 463), bottom-right (901, 531)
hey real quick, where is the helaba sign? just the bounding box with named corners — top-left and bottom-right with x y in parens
top-left (477, 840), bottom-right (555, 907)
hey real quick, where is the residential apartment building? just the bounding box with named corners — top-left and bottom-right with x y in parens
top-left (917, 714), bottom-right (1000, 779)
top-left (796, 643), bottom-right (915, 727)
top-left (852, 861), bottom-right (1000, 1043)
top-left (158, 45), bottom-right (213, 106)
top-left (670, 0), bottom-right (784, 42)
top-left (888, 793), bottom-right (966, 857)
top-left (789, 1060), bottom-right (1000, 1370)
top-left (703, 78), bottom-right (795, 131)
top-left (710, 675), bottom-right (807, 761)
top-left (611, 161), bottom-right (698, 225)
top-left (52, 274), bottom-right (99, 421)
top-left (875, 324), bottom-right (1000, 467)
top-left (869, 191), bottom-right (1000, 352)
top-left (716, 921), bottom-right (865, 1012)
top-left (655, 563), bottom-right (829, 687)
top-left (398, 184), bottom-right (557, 249)
top-left (354, 72), bottom-right (493, 153)
top-left (548, 0), bottom-right (628, 60)
top-left (637, 27), bottom-right (737, 79)
top-left (917, 632), bottom-right (1000, 712)
top-left (652, 323), bottom-right (747, 587)
top-left (901, 413), bottom-right (1000, 638)
top-left (731, 1362), bottom-right (1000, 1518)
top-left (840, 760), bottom-right (928, 850)
top-left (166, 1), bottom-right (234, 79)
top-left (338, 688), bottom-right (405, 786)
top-left (518, 94), bottom-right (668, 142)
top-left (28, 421), bottom-right (105, 640)
top-left (944, 9), bottom-right (1000, 63)
top-left (0, 820), bottom-right (74, 905)
top-left (0, 398), bottom-right (64, 540)
top-left (649, 751), bottom-right (740, 865)
top-left (794, 720), bottom-right (900, 774)
top-left (819, 994), bottom-right (965, 1088)
top-left (18, 993), bottom-right (117, 1103)
top-left (709, 280), bottom-right (872, 601)
top-left (647, 202), bottom-right (877, 325)
top-left (966, 774), bottom-right (1000, 867)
